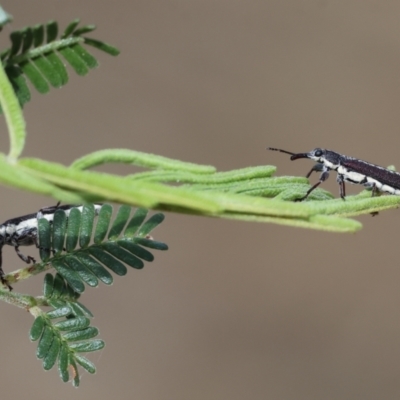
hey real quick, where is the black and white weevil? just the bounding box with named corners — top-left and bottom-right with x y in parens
top-left (0, 204), bottom-right (102, 290)
top-left (268, 147), bottom-right (400, 201)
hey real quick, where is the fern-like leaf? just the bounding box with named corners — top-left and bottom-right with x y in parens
top-left (30, 274), bottom-right (103, 386)
top-left (1, 19), bottom-right (119, 110)
top-left (29, 204), bottom-right (165, 387)
top-left (37, 204), bottom-right (167, 293)
top-left (30, 309), bottom-right (104, 386)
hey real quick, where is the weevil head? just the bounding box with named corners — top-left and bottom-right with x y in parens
top-left (290, 148), bottom-right (326, 162)
top-left (307, 148), bottom-right (326, 162)
top-left (268, 147), bottom-right (328, 163)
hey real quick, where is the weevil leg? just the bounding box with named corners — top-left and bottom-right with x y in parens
top-left (14, 245), bottom-right (36, 265)
top-left (0, 247), bottom-right (12, 291)
top-left (336, 174), bottom-right (346, 200)
top-left (362, 181), bottom-right (380, 216)
top-left (296, 169), bottom-right (330, 201)
top-left (0, 273), bottom-right (12, 290)
top-left (363, 181), bottom-right (379, 197)
top-left (32, 234), bottom-right (50, 253)
top-left (305, 163), bottom-right (324, 178)
top-left (370, 183), bottom-right (379, 216)
top-left (371, 183), bottom-right (379, 197)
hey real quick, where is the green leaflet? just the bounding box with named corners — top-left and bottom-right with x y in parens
top-left (2, 18), bottom-right (119, 118)
top-left (36, 204), bottom-right (168, 292)
top-left (30, 295), bottom-right (103, 387)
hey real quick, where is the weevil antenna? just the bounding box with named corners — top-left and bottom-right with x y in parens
top-left (267, 147), bottom-right (311, 160)
top-left (267, 147), bottom-right (296, 156)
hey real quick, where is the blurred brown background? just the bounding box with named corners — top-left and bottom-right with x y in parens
top-left (1, 1), bottom-right (400, 399)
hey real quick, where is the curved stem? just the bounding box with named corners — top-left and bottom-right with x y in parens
top-left (0, 61), bottom-right (26, 160)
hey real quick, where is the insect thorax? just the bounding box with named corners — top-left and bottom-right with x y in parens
top-left (318, 150), bottom-right (342, 170)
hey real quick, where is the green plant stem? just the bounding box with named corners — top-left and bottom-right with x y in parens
top-left (70, 149), bottom-right (216, 173)
top-left (0, 60), bottom-right (25, 160)
top-left (6, 262), bottom-right (54, 286)
top-left (0, 289), bottom-right (37, 310)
